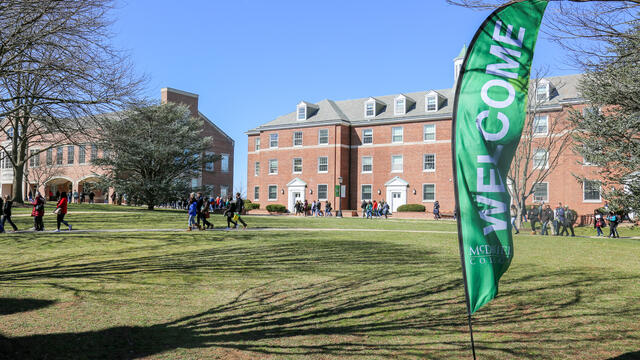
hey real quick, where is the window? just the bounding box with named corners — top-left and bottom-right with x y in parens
top-left (221, 154), bottom-right (229, 172)
top-left (204, 151), bottom-right (214, 171)
top-left (533, 149), bottom-right (548, 169)
top-left (270, 133), bottom-right (279, 148)
top-left (583, 180), bottom-right (601, 201)
top-left (361, 184), bottom-right (372, 201)
top-left (394, 97), bottom-right (405, 115)
top-left (318, 156), bottom-right (328, 173)
top-left (532, 182), bottom-right (548, 202)
top-left (29, 149), bottom-right (39, 167)
top-left (318, 129), bottom-right (329, 145)
top-left (317, 184), bottom-right (328, 200)
top-left (1, 155), bottom-right (10, 169)
top-left (293, 131), bottom-right (303, 146)
top-left (392, 127), bottom-right (403, 143)
top-left (191, 178), bottom-right (199, 188)
top-left (365, 101), bottom-right (375, 117)
top-left (67, 145), bottom-right (74, 165)
top-left (268, 185), bottom-right (278, 200)
top-left (297, 105), bottom-right (306, 120)
top-left (220, 186), bottom-right (228, 199)
top-left (423, 184), bottom-right (435, 202)
top-left (268, 159), bottom-right (278, 174)
top-left (56, 146), bottom-right (63, 165)
top-left (7, 127), bottom-right (13, 138)
top-left (254, 186), bottom-right (260, 201)
top-left (423, 124), bottom-right (436, 141)
top-left (78, 145), bottom-right (86, 164)
top-left (536, 83), bottom-right (549, 102)
top-left (391, 155), bottom-right (403, 172)
top-left (91, 144), bottom-right (98, 160)
top-left (423, 154), bottom-right (436, 171)
top-left (254, 161), bottom-right (260, 176)
top-left (362, 156), bottom-right (372, 173)
top-left (293, 158), bottom-right (302, 173)
top-left (533, 115), bottom-right (548, 135)
top-left (362, 129), bottom-right (373, 144)
top-left (426, 95), bottom-right (437, 111)
top-left (255, 138), bottom-right (261, 151)
top-left (46, 148), bottom-right (53, 166)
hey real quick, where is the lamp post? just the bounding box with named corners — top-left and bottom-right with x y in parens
top-left (337, 176), bottom-right (343, 218)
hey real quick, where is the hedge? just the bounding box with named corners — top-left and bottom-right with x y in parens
top-left (397, 204), bottom-right (426, 212)
top-left (266, 204), bottom-right (287, 213)
top-left (246, 202), bottom-right (260, 210)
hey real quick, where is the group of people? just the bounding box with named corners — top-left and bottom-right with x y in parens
top-left (29, 189), bottom-right (98, 204)
top-left (511, 202), bottom-right (578, 236)
top-left (360, 200), bottom-right (390, 219)
top-left (23, 191), bottom-right (73, 233)
top-left (294, 200), bottom-right (333, 216)
top-left (594, 209), bottom-right (622, 238)
top-left (187, 192), bottom-right (247, 231)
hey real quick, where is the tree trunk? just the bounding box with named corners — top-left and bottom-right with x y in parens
top-left (12, 163), bottom-right (25, 204)
top-left (147, 204), bottom-right (154, 211)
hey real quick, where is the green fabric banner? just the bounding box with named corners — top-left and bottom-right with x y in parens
top-left (452, 0), bottom-right (548, 314)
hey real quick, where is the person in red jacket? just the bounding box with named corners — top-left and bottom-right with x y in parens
top-left (31, 191), bottom-right (45, 231)
top-left (54, 191), bottom-right (72, 232)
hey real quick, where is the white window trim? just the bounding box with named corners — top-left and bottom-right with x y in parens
top-left (292, 158), bottom-right (302, 174)
top-left (253, 186), bottom-right (260, 201)
top-left (318, 129), bottom-right (329, 145)
top-left (317, 156), bottom-right (329, 173)
top-left (317, 184), bottom-right (328, 201)
top-left (29, 148), bottom-right (40, 167)
top-left (220, 153), bottom-right (230, 173)
top-left (391, 126), bottom-right (403, 144)
top-left (425, 94), bottom-right (438, 112)
top-left (364, 100), bottom-right (376, 118)
top-left (268, 159), bottom-right (278, 175)
top-left (532, 182), bottom-right (549, 203)
top-left (533, 115), bottom-right (549, 136)
top-left (391, 155), bottom-right (403, 173)
top-left (423, 124), bottom-right (436, 142)
top-left (422, 183), bottom-right (436, 203)
top-left (255, 138), bottom-right (261, 151)
top-left (533, 149), bottom-right (549, 170)
top-left (268, 185), bottom-right (278, 201)
top-left (205, 151), bottom-right (214, 172)
top-left (297, 104), bottom-right (307, 121)
top-left (536, 82), bottom-right (550, 102)
top-left (583, 181), bottom-right (602, 203)
top-left (254, 161), bottom-right (260, 176)
top-left (423, 153), bottom-right (436, 172)
top-left (394, 96), bottom-right (406, 115)
top-left (293, 131), bottom-right (303, 147)
top-left (361, 184), bottom-right (372, 201)
top-left (361, 156), bottom-right (373, 174)
top-left (362, 128), bottom-right (373, 145)
top-left (270, 133), bottom-right (279, 148)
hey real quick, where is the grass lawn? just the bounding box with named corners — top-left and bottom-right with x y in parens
top-left (0, 206), bottom-right (638, 359)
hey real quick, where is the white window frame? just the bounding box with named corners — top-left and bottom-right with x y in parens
top-left (422, 183), bottom-right (436, 202)
top-left (221, 154), bottom-right (229, 172)
top-left (56, 146), bottom-right (64, 165)
top-left (29, 149), bottom-right (40, 167)
top-left (318, 129), bottom-right (329, 145)
top-left (391, 126), bottom-right (403, 143)
top-left (365, 101), bottom-right (375, 117)
top-left (268, 185), bottom-right (278, 201)
top-left (318, 156), bottom-right (328, 173)
top-left (78, 145), bottom-right (86, 165)
top-left (255, 138), bottom-right (261, 151)
top-left (361, 184), bottom-right (372, 201)
top-left (205, 151), bottom-right (214, 171)
top-left (423, 154), bottom-right (436, 172)
top-left (268, 159), bottom-right (278, 175)
top-left (46, 148), bottom-right (53, 166)
top-left (536, 82), bottom-right (549, 102)
top-left (361, 156), bottom-right (373, 173)
top-left (254, 161), bottom-right (260, 176)
top-left (293, 131), bottom-right (303, 147)
top-left (423, 124), bottom-right (436, 142)
top-left (533, 149), bottom-right (548, 169)
top-left (292, 157), bottom-right (302, 174)
top-left (362, 129), bottom-right (373, 145)
top-left (91, 144), bottom-right (98, 160)
top-left (270, 133), bottom-right (279, 148)
top-left (297, 105), bottom-right (306, 120)
top-left (254, 186), bottom-right (260, 201)
top-left (533, 115), bottom-right (549, 136)
top-left (317, 184), bottom-right (328, 201)
top-left (391, 155), bottom-right (403, 173)
top-left (583, 180), bottom-right (602, 202)
top-left (532, 182), bottom-right (549, 202)
top-left (67, 145), bottom-right (75, 165)
top-left (394, 97), bottom-right (406, 115)
top-left (426, 95), bottom-right (438, 112)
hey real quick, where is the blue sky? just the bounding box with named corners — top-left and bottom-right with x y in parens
top-left (112, 0), bottom-right (578, 193)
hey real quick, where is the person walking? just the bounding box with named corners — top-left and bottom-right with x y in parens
top-left (554, 202), bottom-right (565, 236)
top-left (89, 191), bottom-right (95, 204)
top-left (563, 205), bottom-right (576, 236)
top-left (594, 209), bottom-right (605, 236)
top-left (382, 201), bottom-right (390, 219)
top-left (1, 195), bottom-right (17, 232)
top-left (224, 196), bottom-right (239, 229)
top-left (540, 204), bottom-right (553, 236)
top-left (201, 198), bottom-right (214, 229)
top-left (31, 191), bottom-right (45, 231)
top-left (607, 211), bottom-right (620, 238)
top-left (528, 204), bottom-right (540, 234)
top-left (361, 200), bottom-right (367, 218)
top-left (187, 198), bottom-right (197, 231)
top-left (366, 201), bottom-right (373, 219)
top-left (234, 192), bottom-right (248, 229)
top-left (433, 200), bottom-right (441, 220)
top-left (510, 204), bottom-right (519, 234)
top-left (54, 192), bottom-right (72, 232)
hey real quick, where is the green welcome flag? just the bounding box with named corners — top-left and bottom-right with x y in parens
top-left (452, 0), bottom-right (548, 314)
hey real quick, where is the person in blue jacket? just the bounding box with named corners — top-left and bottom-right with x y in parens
top-left (187, 195), bottom-right (197, 231)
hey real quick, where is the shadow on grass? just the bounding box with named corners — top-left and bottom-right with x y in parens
top-left (608, 351), bottom-right (640, 360)
top-left (0, 235), bottom-right (638, 359)
top-left (0, 298), bottom-right (56, 315)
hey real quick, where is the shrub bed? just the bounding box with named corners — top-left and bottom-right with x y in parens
top-left (266, 204), bottom-right (287, 213)
top-left (397, 204), bottom-right (426, 212)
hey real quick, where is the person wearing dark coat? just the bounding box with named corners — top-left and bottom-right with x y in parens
top-left (31, 192), bottom-right (45, 231)
top-left (528, 204), bottom-right (540, 234)
top-left (223, 195), bottom-right (238, 229)
top-left (1, 195), bottom-right (17, 232)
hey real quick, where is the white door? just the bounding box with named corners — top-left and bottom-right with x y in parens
top-left (288, 188), bottom-right (305, 212)
top-left (391, 192), bottom-right (402, 212)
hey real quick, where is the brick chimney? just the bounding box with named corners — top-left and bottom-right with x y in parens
top-left (161, 87), bottom-right (199, 117)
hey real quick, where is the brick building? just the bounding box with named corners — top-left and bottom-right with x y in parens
top-left (246, 56), bottom-right (604, 215)
top-left (1, 87), bottom-right (234, 202)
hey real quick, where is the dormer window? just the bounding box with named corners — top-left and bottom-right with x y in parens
top-left (297, 105), bottom-right (306, 120)
top-left (536, 81), bottom-right (550, 102)
top-left (394, 97), bottom-right (405, 115)
top-left (425, 91), bottom-right (445, 112)
top-left (426, 95), bottom-right (437, 112)
top-left (296, 101), bottom-right (318, 121)
top-left (365, 102), bottom-right (375, 117)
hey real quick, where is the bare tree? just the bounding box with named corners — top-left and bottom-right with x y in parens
top-left (507, 70), bottom-right (574, 227)
top-left (0, 0), bottom-right (143, 203)
top-left (23, 152), bottom-right (64, 196)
